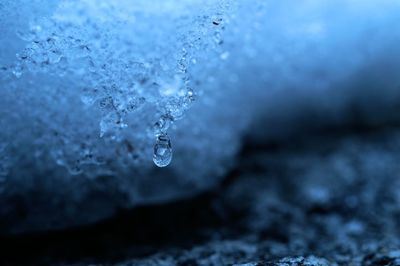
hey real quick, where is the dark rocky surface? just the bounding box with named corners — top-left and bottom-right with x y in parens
top-left (1, 127), bottom-right (400, 266)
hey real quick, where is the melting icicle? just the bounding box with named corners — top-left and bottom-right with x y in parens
top-left (154, 114), bottom-right (172, 135)
top-left (153, 133), bottom-right (173, 167)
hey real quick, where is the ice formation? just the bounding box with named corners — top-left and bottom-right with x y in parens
top-left (0, 0), bottom-right (247, 232)
top-left (1, 0), bottom-right (400, 232)
top-left (1, 0), bottom-right (237, 177)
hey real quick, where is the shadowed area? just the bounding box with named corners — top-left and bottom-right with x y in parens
top-left (1, 125), bottom-right (400, 265)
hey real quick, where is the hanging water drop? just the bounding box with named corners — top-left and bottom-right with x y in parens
top-left (153, 133), bottom-right (173, 167)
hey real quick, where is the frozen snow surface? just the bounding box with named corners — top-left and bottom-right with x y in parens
top-left (1, 0), bottom-right (400, 232)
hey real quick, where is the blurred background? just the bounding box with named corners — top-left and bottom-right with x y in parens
top-left (0, 0), bottom-right (400, 265)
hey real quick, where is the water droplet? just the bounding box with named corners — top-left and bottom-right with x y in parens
top-left (153, 133), bottom-right (172, 167)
